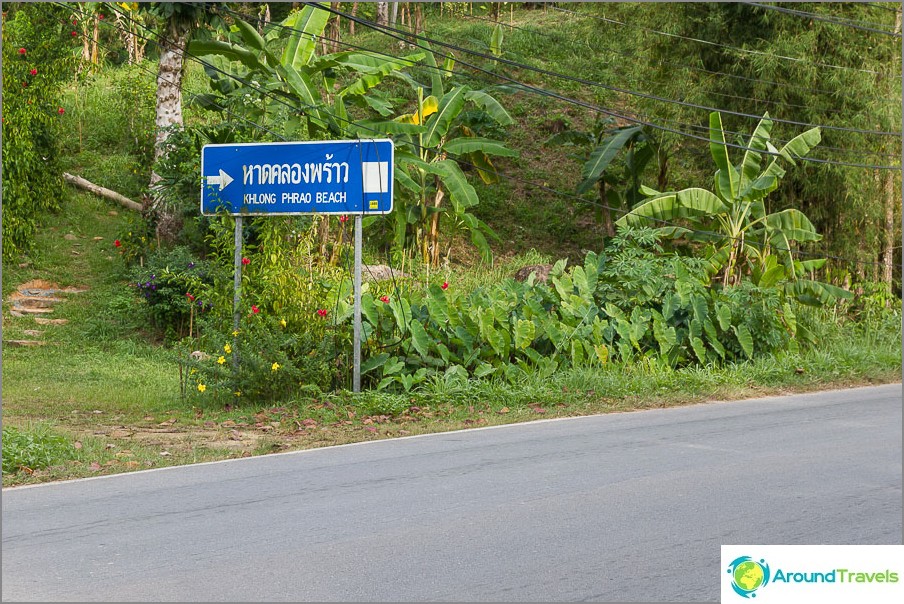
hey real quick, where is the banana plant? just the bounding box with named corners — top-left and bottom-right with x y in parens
top-left (616, 111), bottom-right (851, 304)
top-left (358, 46), bottom-right (517, 265)
top-left (189, 5), bottom-right (423, 138)
top-left (546, 119), bottom-right (666, 238)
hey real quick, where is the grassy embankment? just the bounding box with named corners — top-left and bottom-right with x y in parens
top-left (2, 7), bottom-right (901, 487)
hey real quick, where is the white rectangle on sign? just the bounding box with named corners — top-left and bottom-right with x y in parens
top-left (362, 161), bottom-right (389, 194)
top-left (722, 545), bottom-right (904, 604)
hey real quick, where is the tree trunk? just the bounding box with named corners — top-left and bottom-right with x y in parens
top-left (881, 8), bottom-right (902, 291)
top-left (350, 2), bottom-right (358, 35)
top-left (376, 2), bottom-right (388, 26)
top-left (389, 1), bottom-right (399, 27)
top-left (327, 3), bottom-right (341, 53)
top-left (429, 184), bottom-right (445, 266)
top-left (149, 18), bottom-right (193, 244)
top-left (598, 180), bottom-right (614, 239)
top-left (63, 173), bottom-right (144, 212)
top-left (881, 169), bottom-right (896, 289)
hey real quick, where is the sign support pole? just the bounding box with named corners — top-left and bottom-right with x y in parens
top-left (233, 215), bottom-right (242, 371)
top-left (353, 214), bottom-right (362, 393)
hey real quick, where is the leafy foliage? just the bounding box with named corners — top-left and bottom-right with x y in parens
top-left (2, 4), bottom-right (77, 260)
top-left (2, 425), bottom-right (75, 475)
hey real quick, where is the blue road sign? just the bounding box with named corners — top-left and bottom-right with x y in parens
top-left (201, 139), bottom-right (393, 216)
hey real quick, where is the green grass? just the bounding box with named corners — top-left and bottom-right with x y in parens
top-left (3, 6), bottom-right (901, 487)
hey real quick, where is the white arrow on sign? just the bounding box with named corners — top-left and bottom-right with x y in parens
top-left (206, 169), bottom-right (234, 191)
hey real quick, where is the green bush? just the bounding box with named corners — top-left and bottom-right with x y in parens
top-left (358, 229), bottom-right (796, 391)
top-left (130, 246), bottom-right (219, 340)
top-left (2, 4), bottom-right (78, 260)
top-left (2, 425), bottom-right (75, 475)
top-left (182, 311), bottom-right (341, 404)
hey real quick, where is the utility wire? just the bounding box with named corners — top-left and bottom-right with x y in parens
top-left (457, 10), bottom-right (900, 108)
top-left (304, 3), bottom-right (901, 139)
top-left (299, 1), bottom-right (902, 168)
top-left (450, 12), bottom-right (901, 160)
top-left (740, 1), bottom-right (901, 36)
top-left (92, 2), bottom-right (895, 270)
top-left (551, 4), bottom-right (896, 77)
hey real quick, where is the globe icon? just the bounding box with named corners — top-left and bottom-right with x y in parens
top-left (733, 560), bottom-right (765, 592)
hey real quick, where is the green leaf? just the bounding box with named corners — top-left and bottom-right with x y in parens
top-left (464, 89), bottom-right (514, 125)
top-left (442, 137), bottom-right (519, 158)
top-left (281, 4), bottom-right (330, 69)
top-left (424, 86), bottom-right (468, 148)
top-left (757, 264), bottom-right (786, 288)
top-left (733, 324), bottom-right (754, 358)
top-left (189, 40), bottom-right (267, 71)
top-left (738, 113), bottom-right (773, 195)
top-left (765, 209), bottom-right (822, 243)
top-left (784, 280), bottom-right (853, 306)
top-left (351, 120), bottom-right (426, 135)
top-left (421, 43), bottom-right (444, 99)
top-left (474, 363), bottom-right (496, 378)
top-left (409, 320), bottom-right (432, 358)
top-left (709, 112), bottom-right (739, 201)
top-left (576, 126), bottom-right (643, 194)
top-left (361, 353), bottom-right (389, 375)
top-left (514, 319), bottom-right (536, 350)
top-left (690, 336), bottom-right (707, 364)
top-left (429, 159), bottom-right (479, 211)
top-left (616, 188), bottom-right (727, 228)
top-left (490, 23), bottom-right (504, 57)
top-left (389, 297), bottom-right (412, 335)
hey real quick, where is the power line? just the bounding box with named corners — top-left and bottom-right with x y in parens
top-left (551, 4), bottom-right (896, 77)
top-left (88, 3), bottom-right (894, 271)
top-left (459, 9), bottom-right (901, 107)
top-left (301, 1), bottom-right (901, 168)
top-left (309, 4), bottom-right (902, 139)
top-left (448, 12), bottom-right (901, 160)
top-left (740, 1), bottom-right (901, 36)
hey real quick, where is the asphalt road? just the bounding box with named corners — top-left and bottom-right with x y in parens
top-left (2, 384), bottom-right (901, 602)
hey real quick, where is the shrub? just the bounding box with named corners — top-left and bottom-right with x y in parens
top-left (2, 4), bottom-right (78, 260)
top-left (2, 425), bottom-right (75, 475)
top-left (130, 246), bottom-right (219, 340)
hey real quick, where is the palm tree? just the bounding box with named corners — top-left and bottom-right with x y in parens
top-left (141, 2), bottom-right (208, 242)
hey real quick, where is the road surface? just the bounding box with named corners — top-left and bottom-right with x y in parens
top-left (2, 384), bottom-right (901, 601)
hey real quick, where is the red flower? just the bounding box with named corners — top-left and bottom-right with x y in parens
top-left (316, 309), bottom-right (328, 318)
top-left (18, 48), bottom-right (26, 55)
top-left (380, 295), bottom-right (390, 303)
top-left (29, 69), bottom-right (37, 76)
top-left (72, 20), bottom-right (77, 26)
top-left (98, 14), bottom-right (104, 20)
top-left (441, 281), bottom-right (449, 290)
top-left (114, 240), bottom-right (121, 247)
top-left (186, 293), bottom-right (195, 302)
top-left (58, 107), bottom-right (65, 115)
top-left (71, 31), bottom-right (77, 37)
top-left (241, 257), bottom-right (250, 265)
top-left (339, 215), bottom-right (349, 223)
top-left (251, 305), bottom-right (260, 314)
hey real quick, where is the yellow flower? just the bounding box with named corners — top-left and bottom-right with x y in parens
top-left (271, 362), bottom-right (281, 372)
top-left (234, 391), bottom-right (242, 397)
top-left (197, 383), bottom-right (206, 392)
top-left (279, 318), bottom-right (287, 328)
top-left (217, 356), bottom-right (226, 365)
top-left (232, 330), bottom-right (240, 337)
top-left (223, 343), bottom-right (232, 354)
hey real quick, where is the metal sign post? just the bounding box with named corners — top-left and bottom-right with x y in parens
top-left (232, 215), bottom-right (242, 371)
top-left (201, 139), bottom-right (393, 393)
top-left (353, 215), bottom-right (363, 392)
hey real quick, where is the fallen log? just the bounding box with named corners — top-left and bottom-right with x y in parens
top-left (63, 172), bottom-right (144, 212)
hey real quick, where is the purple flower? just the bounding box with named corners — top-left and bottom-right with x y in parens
top-left (151, 284), bottom-right (156, 290)
top-left (188, 262), bottom-right (195, 269)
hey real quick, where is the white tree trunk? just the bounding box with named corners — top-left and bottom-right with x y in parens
top-left (149, 18), bottom-right (193, 244)
top-left (376, 2), bottom-right (389, 26)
